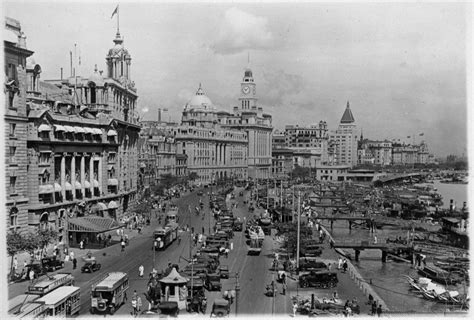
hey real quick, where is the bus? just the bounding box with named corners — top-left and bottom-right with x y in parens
top-left (90, 272), bottom-right (129, 315)
top-left (26, 273), bottom-right (74, 296)
top-left (153, 222), bottom-right (179, 250)
top-left (35, 286), bottom-right (81, 317)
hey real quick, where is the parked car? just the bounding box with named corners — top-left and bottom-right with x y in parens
top-left (41, 256), bottom-right (65, 272)
top-left (218, 265), bottom-right (229, 279)
top-left (81, 260), bottom-right (102, 273)
top-left (24, 262), bottom-right (46, 279)
top-left (300, 245), bottom-right (323, 257)
top-left (211, 299), bottom-right (230, 317)
top-left (299, 271), bottom-right (338, 288)
top-left (205, 273), bottom-right (222, 291)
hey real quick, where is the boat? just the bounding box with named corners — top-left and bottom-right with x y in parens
top-left (417, 264), bottom-right (460, 285)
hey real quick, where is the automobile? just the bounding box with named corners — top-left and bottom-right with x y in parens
top-left (158, 301), bottom-right (179, 317)
top-left (218, 265), bottom-right (229, 279)
top-left (300, 245), bottom-right (323, 257)
top-left (24, 262), bottom-right (46, 279)
top-left (233, 221), bottom-right (243, 232)
top-left (41, 256), bottom-right (65, 272)
top-left (298, 259), bottom-right (327, 274)
top-left (205, 273), bottom-right (222, 291)
top-left (81, 260), bottom-right (102, 273)
top-left (211, 299), bottom-right (230, 317)
top-left (299, 271), bottom-right (338, 288)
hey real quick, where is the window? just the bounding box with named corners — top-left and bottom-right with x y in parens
top-left (10, 208), bottom-right (18, 230)
top-left (10, 176), bottom-right (17, 194)
top-left (9, 146), bottom-right (16, 162)
top-left (39, 152), bottom-right (51, 165)
top-left (10, 123), bottom-right (16, 137)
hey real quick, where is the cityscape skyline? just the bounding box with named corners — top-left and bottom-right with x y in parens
top-left (4, 1), bottom-right (469, 157)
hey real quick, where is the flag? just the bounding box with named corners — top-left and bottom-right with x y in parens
top-left (111, 5), bottom-right (119, 18)
top-left (419, 133), bottom-right (424, 136)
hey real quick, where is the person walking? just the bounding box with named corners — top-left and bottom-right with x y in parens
top-left (373, 235), bottom-right (378, 244)
top-left (371, 301), bottom-right (377, 316)
top-left (338, 257), bottom-right (343, 270)
top-left (376, 304), bottom-right (382, 317)
top-left (131, 296), bottom-right (138, 317)
top-left (13, 257), bottom-right (18, 275)
top-left (282, 282), bottom-right (287, 295)
top-left (292, 302), bottom-right (298, 317)
top-left (72, 257), bottom-right (77, 270)
top-left (342, 259), bottom-right (348, 273)
top-left (29, 269), bottom-right (35, 283)
top-left (79, 240), bottom-right (84, 250)
top-left (121, 240), bottom-right (126, 252)
top-left (139, 265), bottom-right (144, 277)
top-left (137, 295), bottom-right (142, 313)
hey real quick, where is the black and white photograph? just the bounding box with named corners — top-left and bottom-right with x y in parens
top-left (2, 0), bottom-right (471, 318)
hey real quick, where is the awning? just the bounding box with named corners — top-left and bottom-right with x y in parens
top-left (64, 182), bottom-right (72, 191)
top-left (54, 183), bottom-right (62, 192)
top-left (107, 129), bottom-right (118, 136)
top-left (84, 127), bottom-right (94, 134)
top-left (53, 124), bottom-right (66, 132)
top-left (75, 181), bottom-right (82, 188)
top-left (107, 178), bottom-right (118, 186)
top-left (108, 201), bottom-right (118, 209)
top-left (93, 180), bottom-right (99, 188)
top-left (67, 216), bottom-right (123, 233)
top-left (74, 126), bottom-right (85, 133)
top-left (93, 128), bottom-right (102, 135)
top-left (38, 124), bottom-right (51, 132)
top-left (39, 184), bottom-right (54, 194)
top-left (84, 180), bottom-right (91, 188)
top-left (64, 125), bottom-right (75, 132)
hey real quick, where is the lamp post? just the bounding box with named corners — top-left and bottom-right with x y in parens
top-left (153, 240), bottom-right (157, 270)
top-left (235, 272), bottom-right (240, 316)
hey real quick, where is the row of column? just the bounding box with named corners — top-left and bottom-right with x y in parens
top-left (216, 143), bottom-right (227, 165)
top-left (58, 152), bottom-right (102, 200)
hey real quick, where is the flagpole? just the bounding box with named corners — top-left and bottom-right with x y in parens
top-left (117, 5), bottom-right (120, 34)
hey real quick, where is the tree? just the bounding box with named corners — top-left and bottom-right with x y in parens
top-left (188, 172), bottom-right (199, 181)
top-left (7, 231), bottom-right (37, 279)
top-left (36, 229), bottom-right (59, 259)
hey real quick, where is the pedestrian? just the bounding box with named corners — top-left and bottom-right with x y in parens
top-left (293, 302), bottom-right (298, 317)
top-left (79, 240), bottom-right (84, 250)
top-left (371, 301), bottom-right (377, 316)
top-left (343, 259), bottom-right (348, 273)
top-left (131, 297), bottom-right (138, 317)
top-left (13, 257), bottom-right (18, 274)
top-left (121, 240), bottom-right (126, 252)
top-left (202, 226), bottom-right (205, 235)
top-left (72, 258), bottom-right (77, 269)
top-left (29, 269), bottom-right (35, 283)
top-left (139, 265), bottom-right (144, 277)
top-left (374, 235), bottom-right (378, 244)
top-left (282, 282), bottom-right (287, 295)
top-left (338, 257), bottom-right (343, 270)
top-left (225, 248), bottom-right (230, 258)
top-left (137, 295), bottom-right (142, 312)
top-left (376, 304), bottom-right (382, 317)
top-left (327, 263), bottom-right (332, 271)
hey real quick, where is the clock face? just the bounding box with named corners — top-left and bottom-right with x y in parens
top-left (242, 86), bottom-right (250, 94)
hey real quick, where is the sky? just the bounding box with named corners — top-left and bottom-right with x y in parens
top-left (4, 1), bottom-right (470, 157)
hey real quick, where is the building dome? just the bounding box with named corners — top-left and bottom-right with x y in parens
top-left (88, 65), bottom-right (104, 86)
top-left (185, 84), bottom-right (215, 111)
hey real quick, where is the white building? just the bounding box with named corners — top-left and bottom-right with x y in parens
top-left (329, 102), bottom-right (358, 167)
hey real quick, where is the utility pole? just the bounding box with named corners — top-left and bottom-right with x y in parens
top-left (235, 272), bottom-right (240, 316)
top-left (296, 191), bottom-right (301, 272)
top-left (266, 179), bottom-right (269, 209)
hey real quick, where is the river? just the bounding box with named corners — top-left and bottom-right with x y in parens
top-left (323, 181), bottom-right (469, 314)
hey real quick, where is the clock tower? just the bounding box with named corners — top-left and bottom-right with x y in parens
top-left (238, 67), bottom-right (257, 110)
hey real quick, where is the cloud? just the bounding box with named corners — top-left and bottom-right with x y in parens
top-left (211, 7), bottom-right (274, 55)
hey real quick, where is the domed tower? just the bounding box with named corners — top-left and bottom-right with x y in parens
top-left (182, 84), bottom-right (218, 128)
top-left (106, 31), bottom-right (132, 83)
top-left (238, 65), bottom-right (258, 111)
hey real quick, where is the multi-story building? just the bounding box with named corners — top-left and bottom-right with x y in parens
top-left (168, 85), bottom-right (249, 185)
top-left (329, 102), bottom-right (358, 166)
top-left (4, 17), bottom-right (33, 234)
top-left (358, 139), bottom-right (393, 166)
top-left (221, 66), bottom-right (273, 179)
top-left (271, 148), bottom-right (294, 179)
top-left (272, 130), bottom-right (286, 149)
top-left (392, 141), bottom-right (430, 165)
top-left (138, 125), bottom-right (177, 189)
top-left (47, 28), bottom-right (141, 220)
top-left (284, 122), bottom-right (329, 164)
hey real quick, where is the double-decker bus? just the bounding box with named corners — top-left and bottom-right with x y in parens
top-left (153, 222), bottom-right (179, 250)
top-left (26, 273), bottom-right (75, 296)
top-left (90, 272), bottom-right (129, 315)
top-left (36, 286), bottom-right (81, 317)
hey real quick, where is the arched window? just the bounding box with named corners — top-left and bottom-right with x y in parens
top-left (88, 82), bottom-right (97, 104)
top-left (9, 207), bottom-right (19, 230)
top-left (39, 212), bottom-right (49, 231)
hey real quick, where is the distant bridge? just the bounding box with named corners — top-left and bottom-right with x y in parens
top-left (373, 172), bottom-right (429, 185)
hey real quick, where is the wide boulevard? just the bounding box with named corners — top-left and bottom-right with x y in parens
top-left (8, 187), bottom-right (291, 317)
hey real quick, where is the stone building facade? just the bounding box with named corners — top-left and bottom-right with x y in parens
top-left (4, 17), bottom-right (33, 234)
top-left (329, 102), bottom-right (358, 166)
top-left (358, 139), bottom-right (393, 166)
